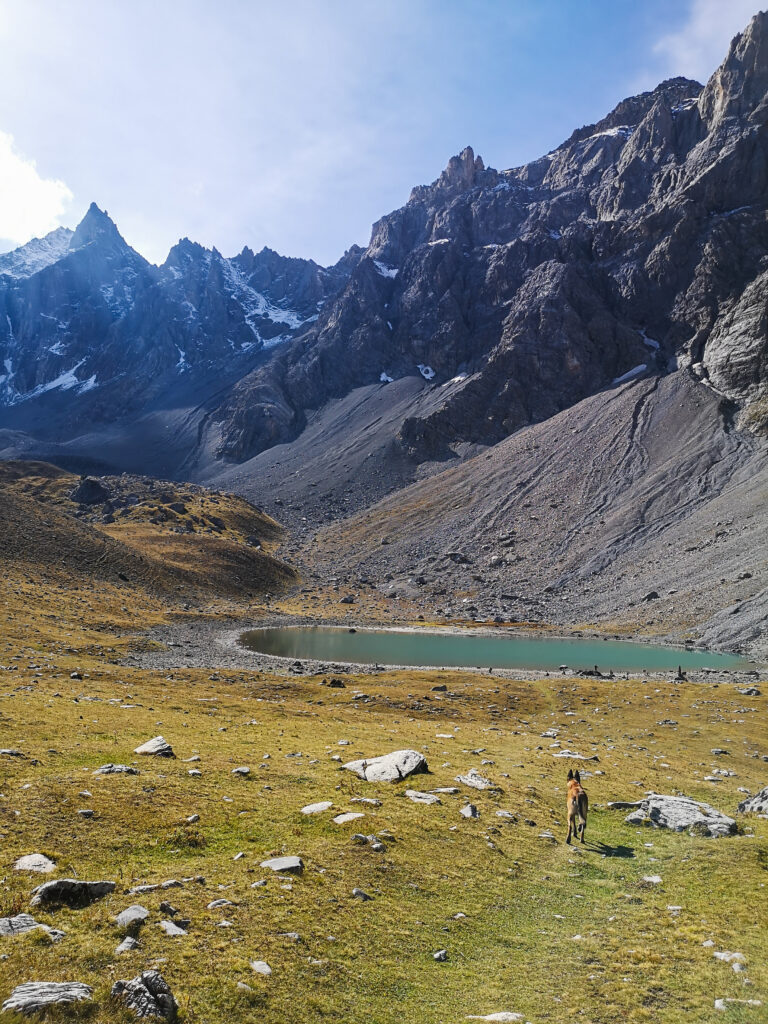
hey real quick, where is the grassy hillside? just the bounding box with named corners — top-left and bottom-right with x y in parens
top-left (0, 462), bottom-right (766, 1023)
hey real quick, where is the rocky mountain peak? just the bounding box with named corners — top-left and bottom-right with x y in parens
top-left (70, 202), bottom-right (130, 253)
top-left (699, 10), bottom-right (768, 127)
top-left (408, 145), bottom-right (494, 203)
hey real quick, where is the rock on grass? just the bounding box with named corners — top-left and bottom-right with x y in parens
top-left (342, 749), bottom-right (428, 783)
top-left (111, 970), bottom-right (177, 1020)
top-left (2, 982), bottom-right (92, 1016)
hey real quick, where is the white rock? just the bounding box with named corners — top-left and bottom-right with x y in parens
top-left (260, 856), bottom-right (304, 875)
top-left (624, 794), bottom-right (737, 838)
top-left (641, 875), bottom-right (662, 886)
top-left (714, 998), bottom-right (762, 1011)
top-left (159, 919), bottom-right (187, 936)
top-left (551, 750), bottom-right (599, 761)
top-left (460, 804), bottom-right (479, 818)
top-left (301, 801), bottom-right (333, 815)
top-left (342, 749), bottom-right (428, 783)
top-left (738, 785), bottom-right (768, 815)
top-left (333, 812), bottom-right (366, 824)
top-left (405, 790), bottom-right (441, 805)
top-left (466, 1015), bottom-right (524, 1022)
top-left (115, 905), bottom-right (150, 930)
top-left (2, 983), bottom-right (92, 1015)
top-left (232, 766), bottom-right (250, 776)
top-left (713, 951), bottom-right (746, 963)
top-left (0, 913), bottom-right (65, 941)
top-left (207, 899), bottom-right (232, 909)
top-left (13, 854), bottom-right (56, 874)
top-left (455, 768), bottom-right (498, 791)
top-left (250, 960), bottom-right (272, 976)
top-left (134, 736), bottom-right (174, 757)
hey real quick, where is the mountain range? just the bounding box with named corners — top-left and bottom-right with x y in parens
top-left (1, 13), bottom-right (767, 655)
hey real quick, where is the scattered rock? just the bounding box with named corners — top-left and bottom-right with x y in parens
top-left (466, 1015), bottom-right (524, 1022)
top-left (207, 899), bottom-right (232, 910)
top-left (94, 763), bottom-right (139, 775)
top-left (624, 794), bottom-right (737, 837)
top-left (300, 801), bottom-right (333, 815)
top-left (455, 768), bottom-right (498, 791)
top-left (433, 949), bottom-right (448, 961)
top-left (116, 936), bottom-right (140, 954)
top-left (641, 875), bottom-right (662, 886)
top-left (250, 961), bottom-right (272, 976)
top-left (0, 914), bottom-right (64, 942)
top-left (2, 982), bottom-right (93, 1016)
top-left (352, 888), bottom-right (373, 901)
top-left (260, 856), bottom-right (304, 875)
top-left (714, 998), bottom-right (762, 1012)
top-left (134, 736), bottom-right (174, 758)
top-left (738, 786), bottom-right (768, 814)
top-left (111, 970), bottom-right (177, 1020)
top-left (460, 804), bottom-right (479, 819)
top-left (115, 905), bottom-right (150, 931)
top-left (158, 920), bottom-right (187, 937)
top-left (30, 878), bottom-right (116, 908)
top-left (342, 749), bottom-right (428, 783)
top-left (551, 750), bottom-right (599, 761)
top-left (333, 812), bottom-right (366, 824)
top-left (405, 790), bottom-right (441, 805)
top-left (13, 854), bottom-right (56, 874)
top-left (232, 766), bottom-right (250, 777)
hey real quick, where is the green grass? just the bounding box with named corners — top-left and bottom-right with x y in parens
top-left (0, 658), bottom-right (766, 1024)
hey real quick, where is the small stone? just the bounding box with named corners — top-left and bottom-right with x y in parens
top-left (352, 888), bottom-right (372, 901)
top-left (250, 960), bottom-right (272, 976)
top-left (77, 809), bottom-right (94, 818)
top-left (159, 920), bottom-right (187, 937)
top-left (301, 801), bottom-right (333, 815)
top-left (433, 949), bottom-right (448, 961)
top-left (115, 905), bottom-right (150, 931)
top-left (207, 899), bottom-right (233, 909)
top-left (232, 766), bottom-right (250, 776)
top-left (115, 936), bottom-right (140, 954)
top-left (405, 790), bottom-right (441, 805)
top-left (186, 814), bottom-right (200, 823)
top-left (641, 875), bottom-right (662, 886)
top-left (460, 804), bottom-right (479, 818)
top-left (333, 812), bottom-right (366, 824)
top-left (94, 763), bottom-right (139, 775)
top-left (188, 769), bottom-right (202, 777)
top-left (260, 856), bottom-right (304, 875)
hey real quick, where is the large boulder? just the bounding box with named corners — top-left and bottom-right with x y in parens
top-left (13, 854), bottom-right (56, 873)
top-left (111, 970), bottom-right (177, 1020)
top-left (624, 794), bottom-right (737, 837)
top-left (342, 749), bottom-right (428, 783)
top-left (737, 786), bottom-right (768, 815)
top-left (30, 878), bottom-right (116, 908)
top-left (2, 982), bottom-right (92, 1016)
top-left (70, 476), bottom-right (111, 505)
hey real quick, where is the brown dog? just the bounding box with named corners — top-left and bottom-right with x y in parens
top-left (565, 768), bottom-right (588, 844)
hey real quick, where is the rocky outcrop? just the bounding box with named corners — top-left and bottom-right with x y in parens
top-left (623, 794), bottom-right (737, 837)
top-left (2, 982), bottom-right (92, 1016)
top-left (342, 749), bottom-right (428, 782)
top-left (30, 878), bottom-right (116, 908)
top-left (111, 971), bottom-right (177, 1020)
top-left (737, 785), bottom-right (768, 814)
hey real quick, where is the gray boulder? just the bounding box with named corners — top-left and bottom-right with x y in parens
top-left (737, 786), bottom-right (768, 814)
top-left (94, 763), bottom-right (139, 775)
top-left (2, 982), bottom-right (92, 1015)
top-left (405, 790), bottom-right (441, 804)
top-left (30, 878), bottom-right (116, 908)
top-left (259, 856), bottom-right (304, 875)
top-left (134, 736), bottom-right (174, 757)
top-left (0, 914), bottom-right (65, 941)
top-left (70, 476), bottom-right (111, 505)
top-left (624, 794), bottom-right (737, 837)
top-left (116, 936), bottom-right (140, 954)
top-left (111, 970), bottom-right (177, 1020)
top-left (342, 749), bottom-right (428, 783)
top-left (455, 768), bottom-right (498, 791)
top-left (115, 905), bottom-right (150, 931)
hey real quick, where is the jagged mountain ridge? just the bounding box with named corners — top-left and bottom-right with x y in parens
top-left (0, 204), bottom-right (361, 441)
top-left (0, 13), bottom-right (767, 489)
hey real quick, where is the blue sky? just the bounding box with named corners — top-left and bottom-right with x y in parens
top-left (0, 0), bottom-right (761, 265)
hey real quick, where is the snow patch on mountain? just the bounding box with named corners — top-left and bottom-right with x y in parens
top-left (0, 227), bottom-right (75, 279)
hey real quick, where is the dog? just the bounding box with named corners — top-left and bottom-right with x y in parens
top-left (565, 768), bottom-right (588, 844)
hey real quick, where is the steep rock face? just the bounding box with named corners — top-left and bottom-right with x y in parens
top-left (208, 16), bottom-right (768, 465)
top-left (0, 206), bottom-right (357, 436)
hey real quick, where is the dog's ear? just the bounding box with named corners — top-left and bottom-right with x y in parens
top-left (567, 768), bottom-right (574, 781)
top-left (574, 770), bottom-right (581, 783)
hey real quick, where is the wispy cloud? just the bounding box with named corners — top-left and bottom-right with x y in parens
top-left (652, 0), bottom-right (761, 83)
top-left (0, 130), bottom-right (73, 246)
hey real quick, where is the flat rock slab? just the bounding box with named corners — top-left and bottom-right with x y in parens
top-left (134, 736), bottom-right (174, 758)
top-left (551, 750), bottom-right (600, 761)
top-left (13, 854), bottom-right (56, 874)
top-left (455, 768), bottom-right (499, 791)
top-left (94, 763), bottom-right (139, 775)
top-left (0, 914), bottom-right (65, 942)
top-left (300, 801), bottom-right (333, 815)
top-left (333, 812), bottom-right (366, 824)
top-left (738, 785), bottom-right (768, 814)
top-left (31, 878), bottom-right (116, 908)
top-left (250, 960), bottom-right (272, 976)
top-left (116, 936), bottom-right (140, 954)
top-left (158, 920), bottom-right (187, 937)
top-left (2, 982), bottom-right (92, 1015)
top-left (625, 794), bottom-right (737, 838)
top-left (260, 856), bottom-right (304, 875)
top-left (466, 1015), bottom-right (524, 1022)
top-left (405, 790), bottom-right (441, 805)
top-left (342, 749), bottom-right (428, 783)
top-left (112, 970), bottom-right (177, 1020)
top-left (115, 905), bottom-right (150, 931)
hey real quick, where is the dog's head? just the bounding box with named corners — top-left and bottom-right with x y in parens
top-left (567, 768), bottom-right (581, 783)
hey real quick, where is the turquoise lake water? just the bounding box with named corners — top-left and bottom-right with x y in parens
top-left (240, 626), bottom-right (757, 673)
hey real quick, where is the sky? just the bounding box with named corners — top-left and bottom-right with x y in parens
top-left (0, 0), bottom-right (762, 266)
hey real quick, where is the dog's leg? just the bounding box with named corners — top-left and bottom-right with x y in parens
top-left (579, 815), bottom-right (586, 843)
top-left (566, 815), bottom-right (572, 844)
